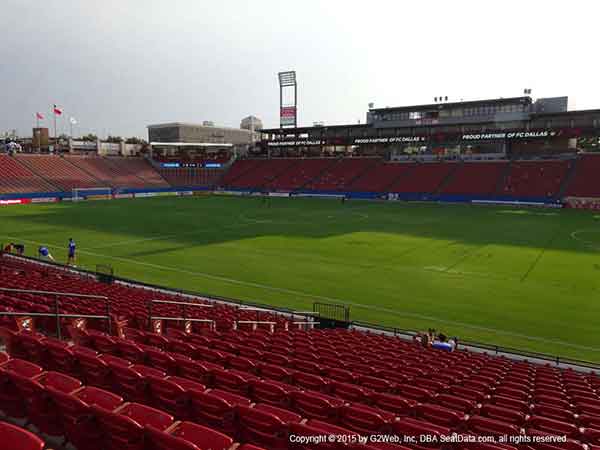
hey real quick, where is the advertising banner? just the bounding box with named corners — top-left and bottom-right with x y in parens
top-left (30, 197), bottom-right (58, 204)
top-left (0, 199), bottom-right (31, 206)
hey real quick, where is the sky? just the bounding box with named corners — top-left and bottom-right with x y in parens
top-left (1, 0), bottom-right (599, 139)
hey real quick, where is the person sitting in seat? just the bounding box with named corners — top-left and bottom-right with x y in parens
top-left (448, 336), bottom-right (458, 352)
top-left (2, 243), bottom-right (13, 253)
top-left (431, 333), bottom-right (454, 352)
top-left (38, 246), bottom-right (54, 261)
top-left (13, 243), bottom-right (24, 255)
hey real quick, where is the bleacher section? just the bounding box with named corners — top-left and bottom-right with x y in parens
top-left (265, 159), bottom-right (337, 191)
top-left (565, 154), bottom-right (600, 198)
top-left (16, 155), bottom-right (105, 191)
top-left (1, 256), bottom-right (600, 450)
top-left (107, 158), bottom-right (169, 187)
top-left (220, 159), bottom-right (261, 186)
top-left (224, 159), bottom-right (299, 189)
top-left (0, 155), bottom-right (55, 194)
top-left (69, 156), bottom-right (149, 189)
top-left (441, 162), bottom-right (508, 196)
top-left (348, 162), bottom-right (413, 193)
top-left (388, 163), bottom-right (455, 194)
top-left (158, 167), bottom-right (223, 187)
top-left (0, 153), bottom-right (586, 205)
top-left (306, 158), bottom-right (378, 191)
top-left (500, 161), bottom-right (571, 199)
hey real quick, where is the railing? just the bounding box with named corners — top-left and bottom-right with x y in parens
top-left (233, 320), bottom-right (276, 333)
top-left (147, 298), bottom-right (214, 333)
top-left (0, 287), bottom-right (109, 339)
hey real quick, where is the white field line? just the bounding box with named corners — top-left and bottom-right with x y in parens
top-left (571, 229), bottom-right (600, 249)
top-left (1, 233), bottom-right (598, 353)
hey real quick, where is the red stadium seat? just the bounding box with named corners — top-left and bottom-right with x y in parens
top-left (0, 421), bottom-right (45, 450)
top-left (434, 393), bottom-right (478, 414)
top-left (108, 362), bottom-right (147, 403)
top-left (146, 374), bottom-right (189, 419)
top-left (329, 380), bottom-right (373, 403)
top-left (212, 367), bottom-right (257, 395)
top-left (371, 392), bottom-right (416, 416)
top-left (289, 419), bottom-right (358, 450)
top-left (145, 348), bottom-right (178, 374)
top-left (237, 404), bottom-right (293, 450)
top-left (12, 332), bottom-right (46, 364)
top-left (188, 388), bottom-right (251, 434)
top-left (117, 339), bottom-right (147, 363)
top-left (290, 390), bottom-right (344, 421)
top-left (292, 371), bottom-right (330, 392)
top-left (480, 403), bottom-right (527, 425)
top-left (166, 376), bottom-right (206, 393)
top-left (259, 362), bottom-right (295, 383)
top-left (338, 403), bottom-right (396, 434)
top-left (145, 421), bottom-right (234, 450)
top-left (467, 415), bottom-right (521, 438)
top-left (93, 402), bottom-right (174, 450)
top-left (527, 415), bottom-right (580, 439)
top-left (50, 387), bottom-right (111, 450)
top-left (390, 417), bottom-right (450, 450)
top-left (89, 331), bottom-right (118, 354)
top-left (414, 402), bottom-right (467, 428)
top-left (44, 338), bottom-right (77, 375)
top-left (250, 379), bottom-right (298, 408)
top-left (74, 350), bottom-right (112, 389)
top-left (174, 355), bottom-right (220, 386)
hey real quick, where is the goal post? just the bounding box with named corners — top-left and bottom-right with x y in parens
top-left (72, 187), bottom-right (113, 202)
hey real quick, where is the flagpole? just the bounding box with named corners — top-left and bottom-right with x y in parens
top-left (53, 106), bottom-right (57, 150)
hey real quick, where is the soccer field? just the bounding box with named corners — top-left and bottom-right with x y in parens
top-left (1, 196), bottom-right (599, 361)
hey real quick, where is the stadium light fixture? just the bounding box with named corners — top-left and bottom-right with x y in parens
top-left (278, 71), bottom-right (297, 87)
top-left (278, 70), bottom-right (297, 128)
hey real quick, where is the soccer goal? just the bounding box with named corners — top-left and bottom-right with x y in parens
top-left (72, 187), bottom-right (113, 202)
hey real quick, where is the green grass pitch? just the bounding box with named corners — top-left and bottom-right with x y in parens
top-left (1, 195), bottom-right (599, 362)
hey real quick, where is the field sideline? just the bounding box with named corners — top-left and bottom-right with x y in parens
top-left (1, 195), bottom-right (599, 361)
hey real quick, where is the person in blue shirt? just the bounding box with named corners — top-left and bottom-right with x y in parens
top-left (38, 246), bottom-right (54, 261)
top-left (67, 238), bottom-right (76, 266)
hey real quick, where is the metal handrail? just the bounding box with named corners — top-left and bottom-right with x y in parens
top-left (0, 286), bottom-right (111, 339)
top-left (149, 316), bottom-right (215, 332)
top-left (150, 299), bottom-right (213, 308)
top-left (0, 311), bottom-right (109, 320)
top-left (148, 298), bottom-right (214, 331)
top-left (0, 287), bottom-right (107, 299)
top-left (235, 320), bottom-right (276, 324)
top-left (150, 316), bottom-right (215, 323)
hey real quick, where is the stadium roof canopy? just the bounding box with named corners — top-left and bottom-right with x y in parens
top-left (368, 96), bottom-right (532, 113)
top-left (149, 142), bottom-right (233, 147)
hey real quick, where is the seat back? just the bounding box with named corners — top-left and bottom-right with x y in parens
top-left (92, 404), bottom-right (146, 450)
top-left (0, 421), bottom-right (44, 450)
top-left (147, 375), bottom-right (188, 418)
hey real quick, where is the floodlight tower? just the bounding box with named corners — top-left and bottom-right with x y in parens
top-left (278, 71), bottom-right (297, 128)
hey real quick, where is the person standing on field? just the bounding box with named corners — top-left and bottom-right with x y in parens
top-left (67, 238), bottom-right (76, 266)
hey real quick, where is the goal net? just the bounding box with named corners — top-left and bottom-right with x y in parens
top-left (72, 187), bottom-right (113, 202)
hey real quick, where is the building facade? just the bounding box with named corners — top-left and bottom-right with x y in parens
top-left (148, 122), bottom-right (261, 146)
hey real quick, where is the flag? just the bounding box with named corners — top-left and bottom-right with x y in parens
top-left (53, 105), bottom-right (63, 115)
top-left (69, 117), bottom-right (77, 125)
top-left (35, 112), bottom-right (44, 120)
